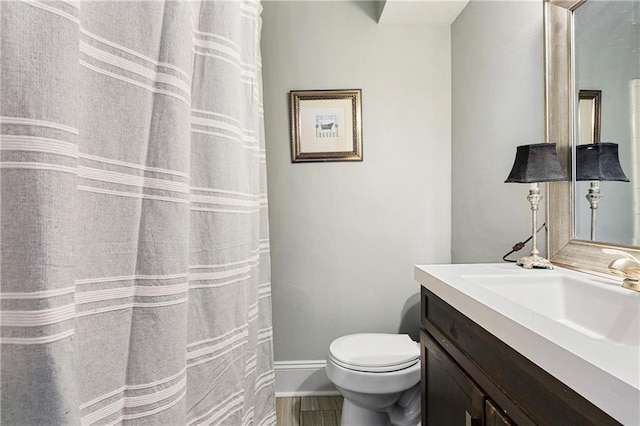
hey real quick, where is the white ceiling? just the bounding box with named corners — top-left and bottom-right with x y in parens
top-left (377, 0), bottom-right (470, 25)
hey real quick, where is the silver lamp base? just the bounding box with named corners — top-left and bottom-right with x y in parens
top-left (515, 184), bottom-right (554, 270)
top-left (517, 254), bottom-right (554, 270)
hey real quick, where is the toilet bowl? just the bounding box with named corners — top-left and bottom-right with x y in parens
top-left (326, 333), bottom-right (421, 426)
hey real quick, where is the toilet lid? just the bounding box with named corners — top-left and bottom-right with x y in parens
top-left (329, 333), bottom-right (420, 372)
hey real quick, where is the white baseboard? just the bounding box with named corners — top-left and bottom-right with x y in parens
top-left (274, 360), bottom-right (339, 397)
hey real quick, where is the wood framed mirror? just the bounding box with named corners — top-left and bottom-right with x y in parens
top-left (545, 0), bottom-right (640, 276)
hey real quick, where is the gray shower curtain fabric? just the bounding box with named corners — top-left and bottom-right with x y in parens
top-left (0, 1), bottom-right (275, 424)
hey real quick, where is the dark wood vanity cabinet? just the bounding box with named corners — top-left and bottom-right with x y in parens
top-left (422, 329), bottom-right (484, 424)
top-left (420, 287), bottom-right (621, 426)
top-left (424, 330), bottom-right (497, 426)
top-left (485, 399), bottom-right (515, 426)
top-left (422, 330), bottom-right (513, 426)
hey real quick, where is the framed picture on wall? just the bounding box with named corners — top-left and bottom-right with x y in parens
top-left (290, 89), bottom-right (363, 162)
top-left (577, 89), bottom-right (602, 144)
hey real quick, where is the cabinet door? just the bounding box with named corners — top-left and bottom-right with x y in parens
top-left (422, 331), bottom-right (486, 426)
top-left (485, 399), bottom-right (515, 426)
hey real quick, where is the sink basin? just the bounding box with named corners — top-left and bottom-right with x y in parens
top-left (461, 273), bottom-right (640, 346)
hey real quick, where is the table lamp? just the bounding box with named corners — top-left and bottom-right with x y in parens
top-left (505, 143), bottom-right (569, 269)
top-left (576, 142), bottom-right (629, 240)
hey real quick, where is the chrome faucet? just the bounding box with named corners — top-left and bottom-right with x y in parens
top-left (603, 248), bottom-right (640, 292)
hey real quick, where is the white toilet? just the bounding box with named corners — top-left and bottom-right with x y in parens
top-left (326, 333), bottom-right (421, 426)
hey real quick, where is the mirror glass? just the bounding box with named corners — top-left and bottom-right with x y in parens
top-left (573, 1), bottom-right (640, 245)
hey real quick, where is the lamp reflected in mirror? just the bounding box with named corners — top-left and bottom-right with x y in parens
top-left (505, 143), bottom-right (569, 269)
top-left (576, 142), bottom-right (629, 241)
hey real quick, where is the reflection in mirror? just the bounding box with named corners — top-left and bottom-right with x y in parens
top-left (633, 79), bottom-right (640, 245)
top-left (577, 90), bottom-right (601, 144)
top-left (573, 0), bottom-right (639, 246)
top-left (575, 142), bottom-right (629, 241)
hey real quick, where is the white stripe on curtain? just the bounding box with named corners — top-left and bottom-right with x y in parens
top-left (0, 0), bottom-right (275, 424)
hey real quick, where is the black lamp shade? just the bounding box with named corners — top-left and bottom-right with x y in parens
top-left (505, 143), bottom-right (569, 183)
top-left (576, 142), bottom-right (629, 182)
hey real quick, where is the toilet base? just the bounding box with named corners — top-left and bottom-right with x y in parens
top-left (341, 399), bottom-right (390, 426)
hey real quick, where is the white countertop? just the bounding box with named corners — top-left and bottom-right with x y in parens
top-left (415, 263), bottom-right (640, 425)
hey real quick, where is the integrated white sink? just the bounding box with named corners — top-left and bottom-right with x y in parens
top-left (415, 263), bottom-right (640, 426)
top-left (461, 273), bottom-right (640, 346)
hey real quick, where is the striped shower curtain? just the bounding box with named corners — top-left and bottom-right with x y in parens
top-left (0, 1), bottom-right (275, 424)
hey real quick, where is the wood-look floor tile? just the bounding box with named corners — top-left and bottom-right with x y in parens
top-left (276, 397), bottom-right (301, 426)
top-left (300, 396), bottom-right (342, 412)
top-left (300, 410), bottom-right (340, 426)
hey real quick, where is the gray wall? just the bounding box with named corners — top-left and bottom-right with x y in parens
top-left (451, 1), bottom-right (546, 263)
top-left (261, 1), bottom-right (452, 361)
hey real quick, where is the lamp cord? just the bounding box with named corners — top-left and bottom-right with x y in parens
top-left (502, 223), bottom-right (547, 263)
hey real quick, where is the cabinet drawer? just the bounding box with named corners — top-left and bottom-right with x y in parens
top-left (422, 330), bottom-right (485, 426)
top-left (485, 399), bottom-right (515, 426)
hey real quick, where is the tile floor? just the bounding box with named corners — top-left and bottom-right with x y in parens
top-left (276, 396), bottom-right (343, 426)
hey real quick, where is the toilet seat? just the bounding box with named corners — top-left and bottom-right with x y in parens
top-left (329, 333), bottom-right (420, 373)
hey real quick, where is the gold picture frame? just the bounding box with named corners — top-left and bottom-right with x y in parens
top-left (290, 89), bottom-right (363, 162)
top-left (578, 89), bottom-right (601, 144)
